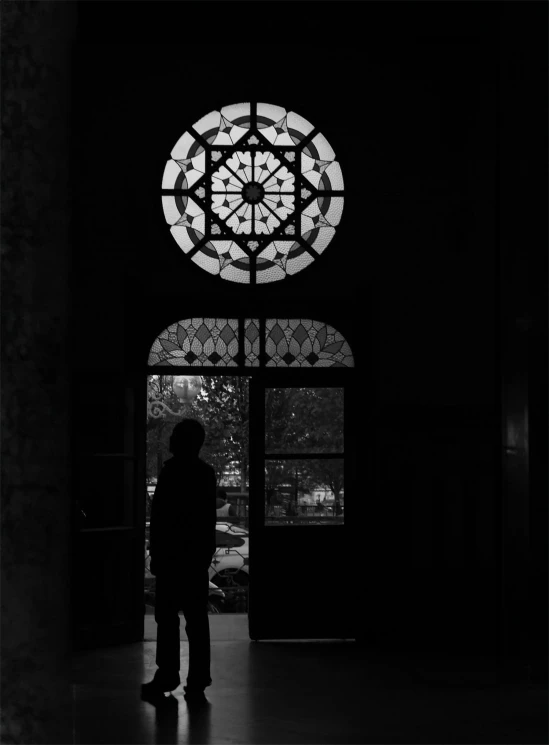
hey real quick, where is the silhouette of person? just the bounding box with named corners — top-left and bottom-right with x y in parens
top-left (142, 419), bottom-right (216, 703)
top-left (215, 487), bottom-right (237, 518)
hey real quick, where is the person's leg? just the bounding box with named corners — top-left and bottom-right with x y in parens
top-left (181, 569), bottom-right (211, 691)
top-left (152, 572), bottom-right (181, 688)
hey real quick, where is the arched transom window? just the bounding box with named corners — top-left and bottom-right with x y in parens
top-left (161, 103), bottom-right (344, 285)
top-left (148, 318), bottom-right (354, 368)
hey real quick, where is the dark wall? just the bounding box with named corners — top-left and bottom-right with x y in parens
top-left (72, 2), bottom-right (506, 656)
top-left (1, 2), bottom-right (77, 742)
top-left (74, 14), bottom-right (498, 409)
top-left (498, 2), bottom-right (548, 672)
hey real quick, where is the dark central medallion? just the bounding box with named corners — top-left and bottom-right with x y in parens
top-left (242, 182), bottom-right (265, 204)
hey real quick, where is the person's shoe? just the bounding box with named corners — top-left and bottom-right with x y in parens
top-left (185, 676), bottom-right (212, 690)
top-left (183, 686), bottom-right (208, 704)
top-left (141, 672), bottom-right (181, 699)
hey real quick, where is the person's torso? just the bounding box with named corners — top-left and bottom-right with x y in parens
top-left (154, 456), bottom-right (215, 554)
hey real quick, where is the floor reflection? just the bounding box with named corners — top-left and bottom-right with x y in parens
top-left (181, 696), bottom-right (212, 744)
top-left (73, 640), bottom-right (547, 744)
top-left (140, 689), bottom-right (213, 745)
top-left (151, 694), bottom-right (179, 745)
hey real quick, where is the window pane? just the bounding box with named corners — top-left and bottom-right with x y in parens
top-left (264, 459), bottom-right (344, 526)
top-left (265, 388), bottom-right (344, 454)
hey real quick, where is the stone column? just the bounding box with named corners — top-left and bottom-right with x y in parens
top-left (1, 2), bottom-right (77, 742)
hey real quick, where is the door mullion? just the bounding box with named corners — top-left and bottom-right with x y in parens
top-left (248, 372), bottom-right (265, 536)
top-left (248, 372), bottom-right (265, 637)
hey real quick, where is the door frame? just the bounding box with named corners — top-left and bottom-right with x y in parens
top-left (143, 366), bottom-right (357, 637)
top-left (247, 368), bottom-right (357, 639)
top-left (72, 373), bottom-right (146, 649)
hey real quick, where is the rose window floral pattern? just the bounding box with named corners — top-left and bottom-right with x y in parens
top-left (161, 103), bottom-right (344, 284)
top-left (148, 319), bottom-right (354, 368)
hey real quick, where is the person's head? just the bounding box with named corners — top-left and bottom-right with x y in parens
top-left (169, 419), bottom-right (205, 457)
top-left (216, 487), bottom-right (228, 502)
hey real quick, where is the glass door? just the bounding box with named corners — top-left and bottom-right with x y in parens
top-left (248, 373), bottom-right (355, 640)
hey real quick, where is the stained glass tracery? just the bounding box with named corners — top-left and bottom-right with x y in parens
top-left (244, 318), bottom-right (260, 367)
top-left (148, 318), bottom-right (239, 367)
top-left (162, 103), bottom-right (344, 284)
top-left (264, 319), bottom-right (354, 368)
top-left (148, 318), bottom-right (354, 368)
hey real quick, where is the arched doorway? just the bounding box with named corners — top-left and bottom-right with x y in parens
top-left (72, 316), bottom-right (358, 646)
top-left (146, 316), bottom-right (357, 640)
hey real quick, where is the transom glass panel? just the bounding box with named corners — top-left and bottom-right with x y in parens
top-left (148, 318), bottom-right (239, 367)
top-left (265, 319), bottom-right (353, 368)
top-left (148, 318), bottom-right (354, 368)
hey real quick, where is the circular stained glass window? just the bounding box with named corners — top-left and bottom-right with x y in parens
top-left (161, 103), bottom-right (344, 284)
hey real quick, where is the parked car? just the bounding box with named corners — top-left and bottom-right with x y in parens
top-left (210, 521), bottom-right (249, 589)
top-left (207, 581), bottom-right (225, 613)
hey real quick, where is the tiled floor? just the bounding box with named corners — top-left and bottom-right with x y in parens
top-left (72, 616), bottom-right (548, 744)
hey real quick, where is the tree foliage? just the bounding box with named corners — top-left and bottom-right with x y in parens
top-left (147, 375), bottom-right (249, 486)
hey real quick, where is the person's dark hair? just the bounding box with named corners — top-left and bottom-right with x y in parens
top-left (216, 487), bottom-right (228, 501)
top-left (169, 419), bottom-right (205, 456)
